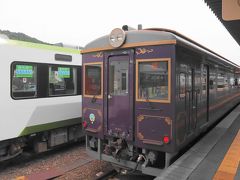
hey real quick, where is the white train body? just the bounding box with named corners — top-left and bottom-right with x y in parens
top-left (0, 35), bottom-right (82, 160)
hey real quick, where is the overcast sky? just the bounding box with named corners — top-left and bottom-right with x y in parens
top-left (1, 0), bottom-right (240, 64)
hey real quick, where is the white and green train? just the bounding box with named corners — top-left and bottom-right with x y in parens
top-left (0, 34), bottom-right (83, 161)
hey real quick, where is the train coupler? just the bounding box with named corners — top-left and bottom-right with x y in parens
top-left (103, 138), bottom-right (129, 160)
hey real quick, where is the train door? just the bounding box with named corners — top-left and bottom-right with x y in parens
top-left (186, 68), bottom-right (197, 134)
top-left (107, 52), bottom-right (134, 141)
top-left (199, 65), bottom-right (209, 126)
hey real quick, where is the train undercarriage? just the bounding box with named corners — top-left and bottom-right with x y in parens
top-left (86, 135), bottom-right (177, 176)
top-left (0, 124), bottom-right (83, 162)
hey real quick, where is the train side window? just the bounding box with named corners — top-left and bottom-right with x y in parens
top-left (12, 63), bottom-right (37, 99)
top-left (48, 65), bottom-right (77, 96)
top-left (136, 59), bottom-right (170, 102)
top-left (84, 63), bottom-right (102, 97)
top-left (179, 73), bottom-right (186, 98)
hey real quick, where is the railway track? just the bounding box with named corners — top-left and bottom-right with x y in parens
top-left (0, 142), bottom-right (84, 169)
top-left (0, 141), bottom-right (112, 180)
top-left (0, 142), bottom-right (87, 179)
top-left (16, 156), bottom-right (94, 180)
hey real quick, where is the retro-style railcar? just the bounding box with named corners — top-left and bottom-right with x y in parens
top-left (0, 34), bottom-right (83, 161)
top-left (81, 27), bottom-right (240, 176)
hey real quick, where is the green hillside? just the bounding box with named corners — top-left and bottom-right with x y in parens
top-left (0, 30), bottom-right (49, 44)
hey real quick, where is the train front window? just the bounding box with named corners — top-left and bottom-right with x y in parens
top-left (12, 64), bottom-right (37, 99)
top-left (137, 59), bottom-right (170, 102)
top-left (109, 60), bottom-right (129, 96)
top-left (48, 66), bottom-right (77, 96)
top-left (84, 63), bottom-right (102, 97)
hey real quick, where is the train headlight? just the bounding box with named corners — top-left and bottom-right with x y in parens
top-left (109, 28), bottom-right (126, 48)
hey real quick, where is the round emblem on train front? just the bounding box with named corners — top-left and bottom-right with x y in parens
top-left (109, 28), bottom-right (126, 48)
top-left (89, 113), bottom-right (95, 124)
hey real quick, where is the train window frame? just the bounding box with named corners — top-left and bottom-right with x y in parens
top-left (48, 65), bottom-right (77, 97)
top-left (11, 61), bottom-right (82, 100)
top-left (109, 59), bottom-right (129, 96)
top-left (83, 62), bottom-right (103, 99)
top-left (217, 71), bottom-right (225, 92)
top-left (136, 58), bottom-right (171, 103)
top-left (11, 62), bottom-right (38, 99)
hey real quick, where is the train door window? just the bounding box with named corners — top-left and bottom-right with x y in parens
top-left (202, 66), bottom-right (207, 95)
top-left (109, 60), bottom-right (128, 95)
top-left (230, 76), bottom-right (234, 87)
top-left (48, 65), bottom-right (77, 96)
top-left (217, 72), bottom-right (225, 92)
top-left (84, 63), bottom-right (102, 97)
top-left (187, 70), bottom-right (192, 89)
top-left (179, 73), bottom-right (186, 98)
top-left (12, 63), bottom-right (37, 99)
top-left (136, 58), bottom-right (171, 103)
top-left (209, 72), bottom-right (216, 90)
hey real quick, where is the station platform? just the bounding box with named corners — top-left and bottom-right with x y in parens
top-left (155, 104), bottom-right (240, 180)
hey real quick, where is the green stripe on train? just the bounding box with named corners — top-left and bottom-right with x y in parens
top-left (8, 40), bottom-right (81, 54)
top-left (19, 118), bottom-right (82, 136)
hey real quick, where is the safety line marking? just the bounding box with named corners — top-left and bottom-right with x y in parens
top-left (213, 130), bottom-right (240, 180)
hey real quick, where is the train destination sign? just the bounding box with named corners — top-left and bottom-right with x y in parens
top-left (58, 67), bottom-right (70, 78)
top-left (16, 65), bottom-right (33, 78)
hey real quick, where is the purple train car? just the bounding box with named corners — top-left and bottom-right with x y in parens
top-left (81, 26), bottom-right (240, 176)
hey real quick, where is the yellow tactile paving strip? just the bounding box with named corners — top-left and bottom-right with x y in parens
top-left (213, 130), bottom-right (240, 180)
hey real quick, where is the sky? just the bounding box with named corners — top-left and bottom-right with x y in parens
top-left (0, 0), bottom-right (240, 64)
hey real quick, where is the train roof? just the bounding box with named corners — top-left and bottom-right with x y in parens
top-left (83, 29), bottom-right (176, 53)
top-left (0, 34), bottom-right (81, 54)
top-left (82, 28), bottom-right (239, 68)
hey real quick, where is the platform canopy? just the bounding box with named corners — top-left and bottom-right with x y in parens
top-left (204, 0), bottom-right (240, 46)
